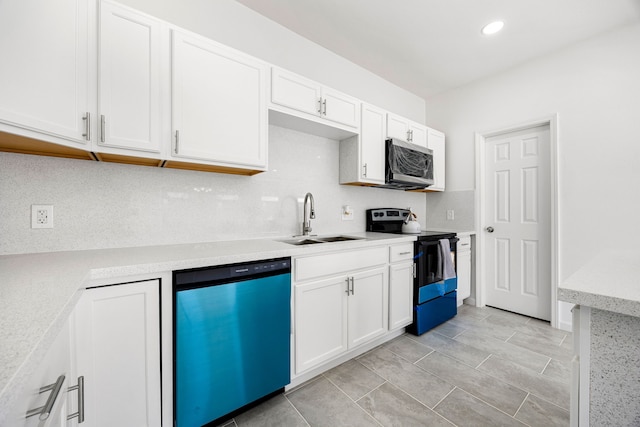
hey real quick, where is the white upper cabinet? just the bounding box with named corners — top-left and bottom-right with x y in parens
top-left (0, 0), bottom-right (91, 146)
top-left (386, 113), bottom-right (427, 148)
top-left (427, 127), bottom-right (446, 191)
top-left (170, 29), bottom-right (268, 171)
top-left (271, 68), bottom-right (360, 129)
top-left (339, 103), bottom-right (386, 185)
top-left (95, 0), bottom-right (165, 157)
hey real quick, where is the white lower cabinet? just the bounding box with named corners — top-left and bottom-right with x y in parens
top-left (8, 319), bottom-right (72, 427)
top-left (293, 247), bottom-right (389, 375)
top-left (456, 234), bottom-right (472, 305)
top-left (388, 243), bottom-right (415, 330)
top-left (72, 279), bottom-right (162, 427)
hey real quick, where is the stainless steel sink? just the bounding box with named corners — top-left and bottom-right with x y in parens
top-left (316, 236), bottom-right (362, 243)
top-left (280, 235), bottom-right (363, 245)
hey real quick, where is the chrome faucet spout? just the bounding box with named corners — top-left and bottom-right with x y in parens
top-left (302, 192), bottom-right (315, 235)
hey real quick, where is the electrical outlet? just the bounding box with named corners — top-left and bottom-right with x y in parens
top-left (341, 205), bottom-right (354, 221)
top-left (446, 209), bottom-right (455, 221)
top-left (31, 205), bottom-right (54, 229)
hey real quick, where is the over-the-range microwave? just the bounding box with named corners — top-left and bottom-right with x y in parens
top-left (381, 138), bottom-right (434, 190)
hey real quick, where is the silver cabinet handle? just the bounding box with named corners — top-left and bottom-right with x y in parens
top-left (350, 277), bottom-right (355, 295)
top-left (26, 375), bottom-right (65, 421)
top-left (174, 130), bottom-right (180, 154)
top-left (100, 115), bottom-right (106, 143)
top-left (486, 226), bottom-right (494, 233)
top-left (317, 98), bottom-right (322, 114)
top-left (399, 251), bottom-right (412, 255)
top-left (322, 98), bottom-right (327, 116)
top-left (82, 113), bottom-right (91, 141)
top-left (363, 163), bottom-right (367, 177)
top-left (67, 376), bottom-right (85, 423)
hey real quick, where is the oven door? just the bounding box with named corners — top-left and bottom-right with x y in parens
top-left (414, 238), bottom-right (458, 303)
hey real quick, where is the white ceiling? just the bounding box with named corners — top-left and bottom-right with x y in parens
top-left (235, 0), bottom-right (640, 99)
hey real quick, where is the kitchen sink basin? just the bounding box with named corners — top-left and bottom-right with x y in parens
top-left (280, 235), bottom-right (363, 245)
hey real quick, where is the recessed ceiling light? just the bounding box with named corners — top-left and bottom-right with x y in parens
top-left (481, 21), bottom-right (504, 35)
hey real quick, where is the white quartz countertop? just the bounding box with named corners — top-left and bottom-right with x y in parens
top-left (0, 232), bottom-right (414, 422)
top-left (558, 250), bottom-right (640, 318)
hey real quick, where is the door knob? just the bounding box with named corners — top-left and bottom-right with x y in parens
top-left (486, 226), bottom-right (494, 233)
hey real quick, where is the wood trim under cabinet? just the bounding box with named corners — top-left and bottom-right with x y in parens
top-left (0, 131), bottom-right (96, 161)
top-left (162, 160), bottom-right (264, 176)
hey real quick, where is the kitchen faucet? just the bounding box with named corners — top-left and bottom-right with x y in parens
top-left (302, 192), bottom-right (315, 235)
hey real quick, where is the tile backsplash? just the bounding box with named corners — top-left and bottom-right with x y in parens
top-left (0, 125), bottom-right (426, 255)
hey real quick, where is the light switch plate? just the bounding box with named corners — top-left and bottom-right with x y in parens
top-left (341, 205), bottom-right (354, 221)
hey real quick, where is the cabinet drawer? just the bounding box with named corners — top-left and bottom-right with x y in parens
top-left (390, 243), bottom-right (414, 263)
top-left (458, 235), bottom-right (471, 253)
top-left (294, 246), bottom-right (387, 282)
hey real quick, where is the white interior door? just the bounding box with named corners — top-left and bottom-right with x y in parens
top-left (484, 124), bottom-right (551, 320)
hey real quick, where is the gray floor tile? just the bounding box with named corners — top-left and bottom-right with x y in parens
top-left (543, 359), bottom-right (572, 383)
top-left (457, 304), bottom-right (493, 321)
top-left (483, 309), bottom-right (531, 328)
top-left (434, 387), bottom-right (527, 427)
top-left (446, 316), bottom-right (516, 341)
top-left (357, 347), bottom-right (454, 408)
top-left (410, 330), bottom-right (491, 368)
top-left (323, 359), bottom-right (386, 400)
top-left (515, 393), bottom-right (570, 427)
top-left (357, 382), bottom-right (454, 427)
top-left (507, 331), bottom-right (574, 362)
top-left (455, 329), bottom-right (551, 373)
top-left (234, 394), bottom-right (307, 427)
top-left (382, 335), bottom-right (433, 363)
top-left (478, 355), bottom-right (571, 410)
top-left (513, 321), bottom-right (568, 346)
top-left (416, 351), bottom-right (528, 416)
top-left (431, 321), bottom-right (468, 339)
top-left (287, 377), bottom-right (379, 427)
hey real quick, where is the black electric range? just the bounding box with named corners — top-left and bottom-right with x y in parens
top-left (366, 208), bottom-right (458, 335)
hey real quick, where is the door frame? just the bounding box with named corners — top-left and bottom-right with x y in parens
top-left (474, 114), bottom-right (560, 327)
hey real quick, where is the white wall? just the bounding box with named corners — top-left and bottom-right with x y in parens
top-left (0, 126), bottom-right (426, 254)
top-left (426, 23), bottom-right (640, 328)
top-left (118, 0), bottom-right (426, 123)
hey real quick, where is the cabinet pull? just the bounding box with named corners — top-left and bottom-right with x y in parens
top-left (26, 375), bottom-right (65, 421)
top-left (82, 113), bottom-right (91, 141)
top-left (67, 376), bottom-right (85, 423)
top-left (322, 98), bottom-right (327, 116)
top-left (363, 163), bottom-right (367, 177)
top-left (100, 115), bottom-right (106, 143)
top-left (345, 278), bottom-right (350, 295)
top-left (174, 130), bottom-right (180, 154)
top-left (399, 251), bottom-right (412, 255)
top-left (350, 277), bottom-right (355, 295)
top-left (317, 98), bottom-right (322, 114)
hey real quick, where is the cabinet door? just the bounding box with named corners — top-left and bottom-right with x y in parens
top-left (97, 1), bottom-right (163, 154)
top-left (0, 0), bottom-right (90, 144)
top-left (348, 267), bottom-right (388, 348)
top-left (294, 276), bottom-right (348, 374)
top-left (172, 30), bottom-right (268, 168)
top-left (389, 262), bottom-right (414, 330)
top-left (387, 113), bottom-right (409, 142)
top-left (409, 123), bottom-right (428, 148)
top-left (359, 103), bottom-right (386, 184)
top-left (271, 68), bottom-right (322, 117)
top-left (427, 128), bottom-right (446, 191)
top-left (321, 88), bottom-right (359, 128)
top-left (9, 320), bottom-right (71, 427)
top-left (74, 280), bottom-right (161, 427)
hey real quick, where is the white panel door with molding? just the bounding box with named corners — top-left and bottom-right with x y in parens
top-left (484, 125), bottom-right (551, 320)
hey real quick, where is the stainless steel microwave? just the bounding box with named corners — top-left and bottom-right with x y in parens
top-left (383, 138), bottom-right (434, 190)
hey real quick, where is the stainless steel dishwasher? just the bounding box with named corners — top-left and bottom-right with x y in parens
top-left (173, 257), bottom-right (291, 426)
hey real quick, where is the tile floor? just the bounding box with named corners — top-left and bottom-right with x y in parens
top-left (224, 305), bottom-right (572, 427)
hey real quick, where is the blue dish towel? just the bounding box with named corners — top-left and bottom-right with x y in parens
top-left (439, 239), bottom-right (456, 280)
